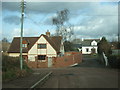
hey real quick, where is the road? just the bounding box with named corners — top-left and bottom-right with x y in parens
top-left (2, 55), bottom-right (119, 88)
top-left (36, 55), bottom-right (119, 88)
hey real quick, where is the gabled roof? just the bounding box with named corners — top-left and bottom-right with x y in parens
top-left (8, 35), bottom-right (62, 53)
top-left (73, 44), bottom-right (82, 48)
top-left (82, 39), bottom-right (100, 46)
top-left (42, 35), bottom-right (62, 52)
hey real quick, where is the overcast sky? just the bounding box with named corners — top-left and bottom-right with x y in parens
top-left (1, 1), bottom-right (119, 42)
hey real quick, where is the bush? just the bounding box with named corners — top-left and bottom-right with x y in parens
top-left (108, 55), bottom-right (120, 69)
top-left (2, 54), bottom-right (32, 82)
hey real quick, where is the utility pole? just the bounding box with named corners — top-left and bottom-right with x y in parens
top-left (20, 0), bottom-right (25, 70)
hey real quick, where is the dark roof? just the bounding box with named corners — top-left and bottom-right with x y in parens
top-left (73, 44), bottom-right (82, 48)
top-left (8, 35), bottom-right (62, 53)
top-left (8, 37), bottom-right (39, 53)
top-left (82, 39), bottom-right (100, 46)
top-left (42, 35), bottom-right (62, 52)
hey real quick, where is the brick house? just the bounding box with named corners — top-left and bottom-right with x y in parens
top-left (8, 31), bottom-right (65, 66)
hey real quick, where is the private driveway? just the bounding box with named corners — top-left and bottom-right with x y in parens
top-left (74, 55), bottom-right (105, 68)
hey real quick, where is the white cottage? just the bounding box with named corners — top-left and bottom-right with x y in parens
top-left (8, 31), bottom-right (64, 62)
top-left (81, 39), bottom-right (100, 54)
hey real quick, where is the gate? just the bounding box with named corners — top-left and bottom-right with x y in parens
top-left (48, 57), bottom-right (52, 67)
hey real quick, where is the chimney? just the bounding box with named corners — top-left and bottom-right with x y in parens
top-left (46, 30), bottom-right (50, 37)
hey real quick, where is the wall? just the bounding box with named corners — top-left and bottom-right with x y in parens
top-left (26, 52), bottom-right (82, 68)
top-left (82, 46), bottom-right (97, 54)
top-left (28, 35), bottom-right (57, 61)
top-left (91, 41), bottom-right (97, 46)
top-left (26, 60), bottom-right (48, 68)
top-left (9, 53), bottom-right (27, 57)
top-left (52, 52), bottom-right (82, 68)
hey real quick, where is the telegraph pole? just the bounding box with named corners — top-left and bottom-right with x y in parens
top-left (20, 0), bottom-right (25, 70)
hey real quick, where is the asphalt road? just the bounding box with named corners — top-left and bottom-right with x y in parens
top-left (74, 55), bottom-right (105, 68)
top-left (2, 55), bottom-right (119, 88)
top-left (36, 55), bottom-right (119, 88)
top-left (37, 67), bottom-right (118, 88)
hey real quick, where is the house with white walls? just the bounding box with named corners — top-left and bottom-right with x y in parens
top-left (8, 31), bottom-right (64, 65)
top-left (81, 39), bottom-right (100, 54)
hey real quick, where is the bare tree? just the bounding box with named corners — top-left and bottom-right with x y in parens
top-left (52, 9), bottom-right (74, 41)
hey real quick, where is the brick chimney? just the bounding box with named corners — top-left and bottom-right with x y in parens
top-left (46, 30), bottom-right (50, 37)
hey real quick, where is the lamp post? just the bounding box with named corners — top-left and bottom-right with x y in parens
top-left (20, 0), bottom-right (25, 70)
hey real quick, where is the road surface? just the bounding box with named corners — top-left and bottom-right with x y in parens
top-left (3, 55), bottom-right (119, 88)
top-left (37, 67), bottom-right (118, 88)
top-left (36, 55), bottom-right (119, 88)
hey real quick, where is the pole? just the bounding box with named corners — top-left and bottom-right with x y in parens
top-left (20, 0), bottom-right (24, 70)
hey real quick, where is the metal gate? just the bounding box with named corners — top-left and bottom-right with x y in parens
top-left (48, 57), bottom-right (52, 67)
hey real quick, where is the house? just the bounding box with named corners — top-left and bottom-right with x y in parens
top-left (8, 31), bottom-right (64, 63)
top-left (81, 39), bottom-right (100, 54)
top-left (7, 31), bottom-right (82, 68)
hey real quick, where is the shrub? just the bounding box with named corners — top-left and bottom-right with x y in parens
top-left (2, 54), bottom-right (32, 81)
top-left (108, 55), bottom-right (120, 69)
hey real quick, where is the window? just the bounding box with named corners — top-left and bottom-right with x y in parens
top-left (22, 44), bottom-right (27, 48)
top-left (38, 55), bottom-right (46, 60)
top-left (92, 43), bottom-right (96, 46)
top-left (38, 44), bottom-right (46, 49)
top-left (86, 48), bottom-right (89, 52)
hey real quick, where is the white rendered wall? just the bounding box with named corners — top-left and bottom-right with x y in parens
top-left (9, 53), bottom-right (27, 57)
top-left (82, 46), bottom-right (98, 54)
top-left (91, 41), bottom-right (97, 46)
top-left (28, 35), bottom-right (57, 61)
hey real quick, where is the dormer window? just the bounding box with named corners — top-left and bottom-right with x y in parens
top-left (22, 44), bottom-right (27, 48)
top-left (92, 43), bottom-right (96, 45)
top-left (22, 40), bottom-right (27, 48)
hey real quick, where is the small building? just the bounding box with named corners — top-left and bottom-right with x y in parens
top-left (81, 39), bottom-right (100, 54)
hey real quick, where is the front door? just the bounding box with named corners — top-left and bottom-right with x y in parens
top-left (48, 57), bottom-right (52, 67)
top-left (91, 48), bottom-right (96, 54)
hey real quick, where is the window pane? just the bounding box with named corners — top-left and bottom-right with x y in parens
top-left (38, 44), bottom-right (46, 49)
top-left (86, 48), bottom-right (89, 52)
top-left (22, 44), bottom-right (27, 48)
top-left (38, 55), bottom-right (46, 60)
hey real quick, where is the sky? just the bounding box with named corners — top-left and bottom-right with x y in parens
top-left (1, 1), bottom-right (119, 42)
